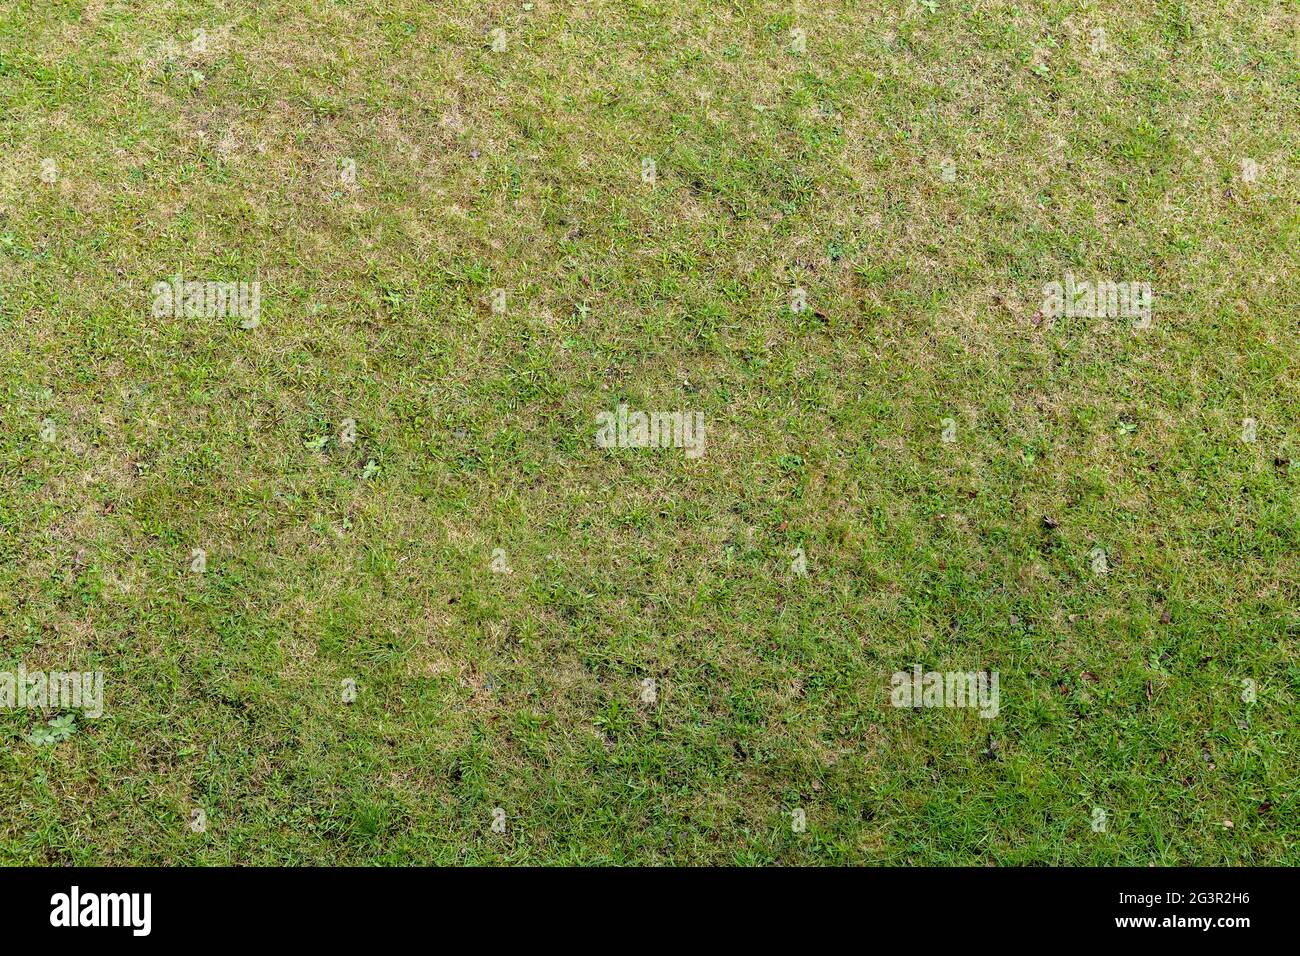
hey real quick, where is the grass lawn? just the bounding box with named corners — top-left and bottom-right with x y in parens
top-left (0, 0), bottom-right (1297, 865)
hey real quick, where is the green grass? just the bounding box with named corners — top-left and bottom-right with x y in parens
top-left (0, 0), bottom-right (1297, 864)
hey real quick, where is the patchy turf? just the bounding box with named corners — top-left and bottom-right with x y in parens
top-left (0, 0), bottom-right (1296, 864)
